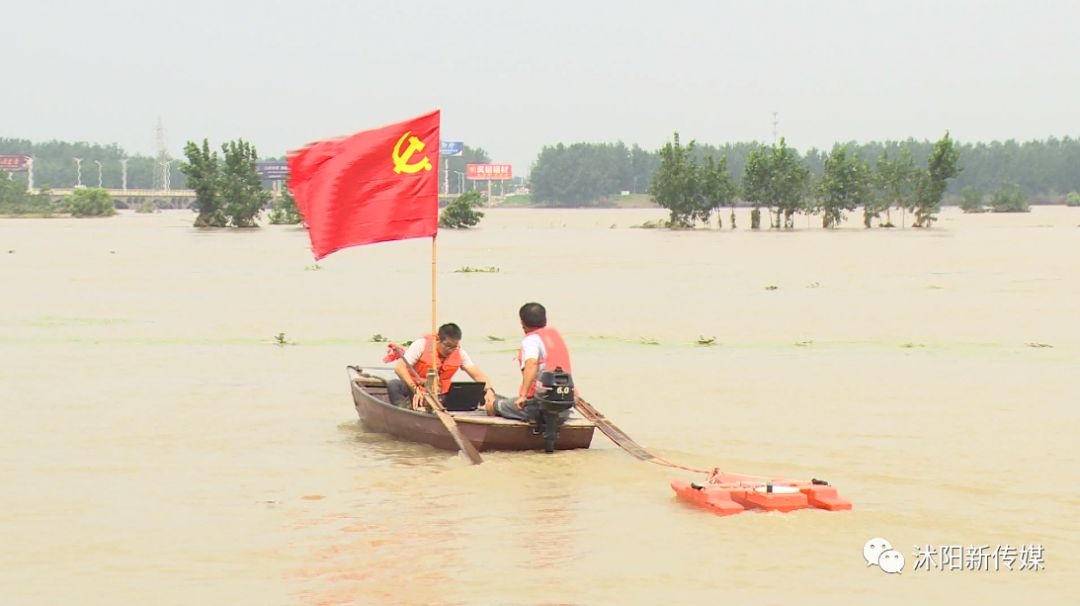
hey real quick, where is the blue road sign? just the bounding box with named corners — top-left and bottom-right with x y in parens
top-left (440, 141), bottom-right (464, 156)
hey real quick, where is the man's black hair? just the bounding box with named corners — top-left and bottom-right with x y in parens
top-left (438, 323), bottom-right (462, 341)
top-left (519, 302), bottom-right (547, 329)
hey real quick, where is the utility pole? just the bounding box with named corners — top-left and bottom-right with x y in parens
top-left (772, 111), bottom-right (779, 146)
top-left (73, 157), bottom-right (83, 187)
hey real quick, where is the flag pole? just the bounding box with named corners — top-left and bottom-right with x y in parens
top-left (430, 234), bottom-right (439, 394)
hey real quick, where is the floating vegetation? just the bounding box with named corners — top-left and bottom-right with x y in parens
top-left (401, 339), bottom-right (413, 348)
top-left (454, 266), bottom-right (499, 273)
top-left (631, 219), bottom-right (668, 229)
top-left (1025, 342), bottom-right (1053, 348)
top-left (369, 334), bottom-right (388, 343)
top-left (305, 264), bottom-right (323, 271)
top-left (609, 223), bottom-right (617, 229)
top-left (795, 340), bottom-right (814, 347)
top-left (639, 337), bottom-right (660, 345)
top-left (900, 342), bottom-right (925, 348)
top-left (806, 282), bottom-right (821, 289)
top-left (765, 285), bottom-right (779, 291)
top-left (696, 336), bottom-right (716, 346)
top-left (486, 335), bottom-right (505, 342)
top-left (273, 332), bottom-right (294, 346)
top-left (927, 284), bottom-right (943, 290)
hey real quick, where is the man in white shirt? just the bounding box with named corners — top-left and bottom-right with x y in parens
top-left (387, 323), bottom-right (495, 410)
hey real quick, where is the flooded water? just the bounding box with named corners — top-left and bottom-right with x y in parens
top-left (1, 206), bottom-right (1077, 605)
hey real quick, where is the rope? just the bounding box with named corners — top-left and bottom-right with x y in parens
top-left (574, 397), bottom-right (713, 475)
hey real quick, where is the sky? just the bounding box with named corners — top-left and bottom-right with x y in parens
top-left (5, 0), bottom-right (1080, 174)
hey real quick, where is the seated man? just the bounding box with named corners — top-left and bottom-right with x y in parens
top-left (386, 323), bottom-right (496, 411)
top-left (491, 302), bottom-right (575, 423)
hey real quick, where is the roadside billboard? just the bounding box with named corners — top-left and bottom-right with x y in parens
top-left (256, 161), bottom-right (289, 180)
top-left (0, 155), bottom-right (30, 171)
top-left (466, 163), bottom-right (512, 180)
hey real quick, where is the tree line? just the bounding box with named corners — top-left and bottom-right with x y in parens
top-left (9, 134), bottom-right (1079, 213)
top-left (527, 136), bottom-right (1080, 207)
top-left (650, 132), bottom-right (960, 229)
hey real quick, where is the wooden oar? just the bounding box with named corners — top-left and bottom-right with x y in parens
top-left (391, 345), bottom-right (483, 465)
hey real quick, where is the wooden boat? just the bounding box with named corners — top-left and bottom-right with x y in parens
top-left (348, 366), bottom-right (595, 452)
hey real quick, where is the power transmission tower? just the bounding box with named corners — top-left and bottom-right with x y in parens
top-left (772, 111), bottom-right (779, 146)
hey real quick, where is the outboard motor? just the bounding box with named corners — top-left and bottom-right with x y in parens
top-left (532, 367), bottom-right (575, 453)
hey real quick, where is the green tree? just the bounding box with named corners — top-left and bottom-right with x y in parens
top-left (439, 190), bottom-right (485, 228)
top-left (268, 189), bottom-right (302, 225)
top-left (1065, 191), bottom-right (1080, 207)
top-left (0, 178), bottom-right (55, 214)
top-left (649, 132), bottom-right (709, 228)
top-left (741, 146), bottom-right (770, 229)
top-left (874, 148), bottom-right (918, 227)
top-left (959, 185), bottom-right (986, 213)
top-left (989, 181), bottom-right (1030, 212)
top-left (703, 154), bottom-right (737, 229)
top-left (531, 142), bottom-right (633, 206)
top-left (818, 145), bottom-right (872, 228)
top-left (742, 139), bottom-right (809, 229)
top-left (66, 188), bottom-right (116, 217)
top-left (911, 132), bottom-right (960, 228)
top-left (180, 139), bottom-right (225, 227)
top-left (219, 140), bottom-right (269, 228)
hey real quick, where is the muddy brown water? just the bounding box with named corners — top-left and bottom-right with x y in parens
top-left (1, 207), bottom-right (1076, 604)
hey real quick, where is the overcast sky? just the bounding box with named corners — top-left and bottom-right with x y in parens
top-left (6, 0), bottom-right (1079, 173)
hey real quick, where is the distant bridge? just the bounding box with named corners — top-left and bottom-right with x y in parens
top-left (41, 187), bottom-right (196, 209)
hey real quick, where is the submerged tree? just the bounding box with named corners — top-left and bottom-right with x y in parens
top-left (181, 139), bottom-right (268, 228)
top-left (219, 140), bottom-right (269, 228)
top-left (650, 132), bottom-right (710, 228)
top-left (911, 132), bottom-right (960, 228)
top-left (742, 138), bottom-right (809, 229)
top-left (819, 145), bottom-right (872, 228)
top-left (65, 187), bottom-right (116, 217)
top-left (268, 188), bottom-right (302, 224)
top-left (874, 148), bottom-right (918, 227)
top-left (702, 153), bottom-right (737, 229)
top-left (989, 181), bottom-right (1030, 213)
top-left (180, 139), bottom-right (225, 227)
top-left (959, 185), bottom-right (986, 213)
top-left (439, 190), bottom-right (485, 228)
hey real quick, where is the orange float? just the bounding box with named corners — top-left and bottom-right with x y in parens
top-left (670, 469), bottom-right (852, 516)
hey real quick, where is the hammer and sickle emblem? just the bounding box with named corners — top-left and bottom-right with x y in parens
top-left (391, 131), bottom-right (433, 174)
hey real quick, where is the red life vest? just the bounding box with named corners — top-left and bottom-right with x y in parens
top-left (518, 326), bottom-right (573, 397)
top-left (412, 334), bottom-right (462, 394)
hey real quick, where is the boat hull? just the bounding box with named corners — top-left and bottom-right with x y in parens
top-left (349, 367), bottom-right (594, 452)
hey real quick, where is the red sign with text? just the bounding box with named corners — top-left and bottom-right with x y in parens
top-left (466, 163), bottom-right (512, 180)
top-left (0, 155), bottom-right (30, 171)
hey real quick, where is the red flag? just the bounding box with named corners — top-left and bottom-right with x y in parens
top-left (287, 110), bottom-right (440, 259)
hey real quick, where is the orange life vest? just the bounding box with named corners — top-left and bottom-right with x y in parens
top-left (518, 326), bottom-right (573, 397)
top-left (412, 334), bottom-right (462, 394)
